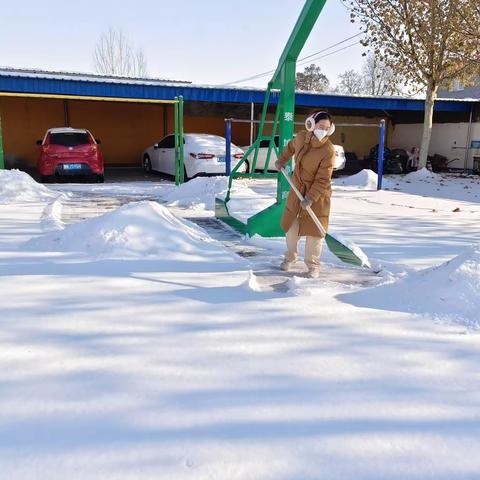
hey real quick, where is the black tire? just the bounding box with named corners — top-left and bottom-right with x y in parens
top-left (40, 175), bottom-right (50, 183)
top-left (244, 160), bottom-right (250, 174)
top-left (143, 155), bottom-right (152, 173)
top-left (183, 166), bottom-right (190, 182)
top-left (96, 174), bottom-right (105, 183)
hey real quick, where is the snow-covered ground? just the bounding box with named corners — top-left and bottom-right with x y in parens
top-left (1, 169), bottom-right (480, 479)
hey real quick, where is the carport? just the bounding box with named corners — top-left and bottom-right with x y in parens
top-left (0, 93), bottom-right (178, 168)
top-left (0, 67), bottom-right (477, 176)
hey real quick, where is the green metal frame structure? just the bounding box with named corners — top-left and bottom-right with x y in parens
top-left (173, 95), bottom-right (185, 185)
top-left (216, 0), bottom-right (328, 237)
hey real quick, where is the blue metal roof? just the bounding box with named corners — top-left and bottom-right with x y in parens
top-left (0, 68), bottom-right (475, 113)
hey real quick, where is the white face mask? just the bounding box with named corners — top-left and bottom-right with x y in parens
top-left (313, 129), bottom-right (327, 141)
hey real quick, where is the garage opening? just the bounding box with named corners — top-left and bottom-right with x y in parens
top-left (0, 92), bottom-right (185, 183)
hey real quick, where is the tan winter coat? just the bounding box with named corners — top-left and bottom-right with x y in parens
top-left (278, 130), bottom-right (336, 237)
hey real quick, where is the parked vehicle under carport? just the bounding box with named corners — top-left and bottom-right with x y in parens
top-left (37, 128), bottom-right (104, 183)
top-left (142, 133), bottom-right (246, 180)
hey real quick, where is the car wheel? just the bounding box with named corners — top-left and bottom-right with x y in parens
top-left (143, 155), bottom-right (152, 173)
top-left (244, 160), bottom-right (250, 174)
top-left (96, 174), bottom-right (105, 183)
top-left (183, 166), bottom-right (190, 182)
top-left (40, 175), bottom-right (50, 183)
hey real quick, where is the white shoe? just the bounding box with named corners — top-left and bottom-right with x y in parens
top-left (306, 266), bottom-right (320, 279)
top-left (280, 260), bottom-right (294, 272)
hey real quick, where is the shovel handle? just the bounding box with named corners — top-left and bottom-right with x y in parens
top-left (280, 168), bottom-right (327, 237)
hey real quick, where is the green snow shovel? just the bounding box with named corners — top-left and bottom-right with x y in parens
top-left (281, 168), bottom-right (371, 269)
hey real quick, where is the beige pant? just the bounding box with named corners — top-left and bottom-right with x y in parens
top-left (285, 217), bottom-right (323, 267)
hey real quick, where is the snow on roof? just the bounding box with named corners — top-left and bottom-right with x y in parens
top-left (0, 66), bottom-right (191, 87)
top-left (0, 66), bottom-right (477, 104)
top-left (47, 127), bottom-right (89, 134)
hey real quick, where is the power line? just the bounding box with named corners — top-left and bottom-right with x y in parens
top-left (296, 41), bottom-right (361, 68)
top-left (221, 32), bottom-right (363, 86)
top-left (296, 32), bottom-right (362, 63)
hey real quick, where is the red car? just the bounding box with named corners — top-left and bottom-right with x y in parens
top-left (37, 128), bottom-right (104, 183)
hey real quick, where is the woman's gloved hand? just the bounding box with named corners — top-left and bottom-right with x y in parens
top-left (274, 159), bottom-right (284, 171)
top-left (300, 195), bottom-right (313, 209)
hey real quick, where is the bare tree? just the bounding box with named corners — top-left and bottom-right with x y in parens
top-left (93, 28), bottom-right (148, 77)
top-left (335, 54), bottom-right (403, 95)
top-left (296, 64), bottom-right (330, 92)
top-left (343, 0), bottom-right (479, 168)
top-left (336, 69), bottom-right (364, 94)
top-left (362, 54), bottom-right (403, 96)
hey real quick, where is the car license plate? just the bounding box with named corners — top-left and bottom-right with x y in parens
top-left (63, 164), bottom-right (82, 170)
top-left (217, 156), bottom-right (226, 163)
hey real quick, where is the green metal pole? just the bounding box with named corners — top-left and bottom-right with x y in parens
top-left (276, 60), bottom-right (296, 204)
top-left (263, 95), bottom-right (282, 174)
top-left (271, 0), bottom-right (328, 88)
top-left (174, 97), bottom-right (179, 186)
top-left (0, 111), bottom-right (4, 170)
top-left (179, 96), bottom-right (184, 184)
top-left (215, 0), bottom-right (329, 238)
top-left (249, 85), bottom-right (272, 173)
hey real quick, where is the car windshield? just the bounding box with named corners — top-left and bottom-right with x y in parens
top-left (50, 132), bottom-right (90, 147)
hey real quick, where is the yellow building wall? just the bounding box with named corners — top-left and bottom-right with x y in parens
top-left (68, 100), bottom-right (167, 166)
top-left (0, 96), bottom-right (65, 167)
top-left (330, 115), bottom-right (385, 158)
top-left (0, 97), bottom-right (252, 167)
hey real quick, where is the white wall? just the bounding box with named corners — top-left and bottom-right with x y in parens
top-left (391, 122), bottom-right (480, 170)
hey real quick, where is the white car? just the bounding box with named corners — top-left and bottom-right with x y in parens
top-left (241, 137), bottom-right (279, 173)
top-left (242, 135), bottom-right (346, 172)
top-left (142, 133), bottom-right (246, 179)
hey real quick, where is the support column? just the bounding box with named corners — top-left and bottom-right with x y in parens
top-left (174, 97), bottom-right (179, 186)
top-left (377, 119), bottom-right (386, 190)
top-left (464, 106), bottom-right (473, 172)
top-left (178, 96), bottom-right (184, 184)
top-left (0, 111), bottom-right (4, 170)
top-left (225, 119), bottom-right (232, 176)
top-left (163, 105), bottom-right (168, 137)
top-left (63, 100), bottom-right (70, 127)
top-left (250, 102), bottom-right (255, 145)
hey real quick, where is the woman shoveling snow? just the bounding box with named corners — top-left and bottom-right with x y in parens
top-left (275, 111), bottom-right (371, 277)
top-left (275, 111), bottom-right (337, 278)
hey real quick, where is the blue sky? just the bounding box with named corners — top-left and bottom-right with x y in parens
top-left (0, 0), bottom-right (366, 88)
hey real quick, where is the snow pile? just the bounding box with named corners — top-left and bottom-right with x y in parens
top-left (28, 200), bottom-right (234, 261)
top-left (0, 169), bottom-right (61, 203)
top-left (336, 169), bottom-right (392, 190)
top-left (223, 182), bottom-right (277, 224)
top-left (163, 176), bottom-right (229, 210)
top-left (40, 199), bottom-right (64, 231)
top-left (244, 270), bottom-right (264, 292)
top-left (342, 243), bottom-right (480, 327)
top-left (416, 244), bottom-right (480, 325)
top-left (404, 167), bottom-right (442, 182)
